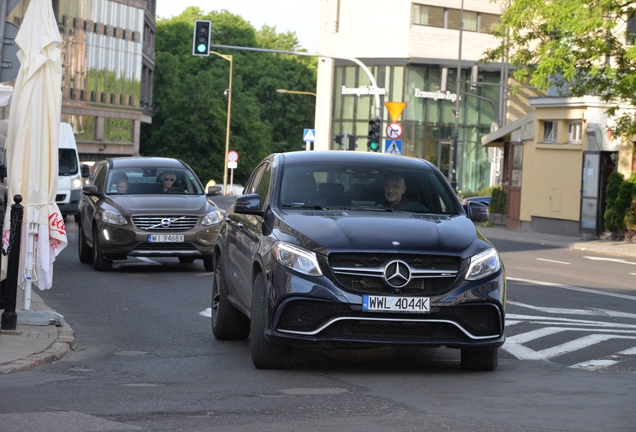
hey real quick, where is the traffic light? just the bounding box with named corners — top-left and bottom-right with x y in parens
top-left (192, 20), bottom-right (211, 56)
top-left (347, 135), bottom-right (358, 151)
top-left (367, 118), bottom-right (381, 152)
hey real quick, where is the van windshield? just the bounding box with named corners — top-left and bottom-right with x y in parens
top-left (59, 149), bottom-right (78, 175)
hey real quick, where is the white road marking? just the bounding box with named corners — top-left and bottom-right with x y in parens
top-left (506, 315), bottom-right (636, 331)
top-left (584, 256), bottom-right (636, 266)
top-left (536, 258), bottom-right (570, 265)
top-left (507, 300), bottom-right (636, 319)
top-left (572, 346), bottom-right (636, 370)
top-left (200, 307), bottom-right (212, 318)
top-left (508, 277), bottom-right (636, 301)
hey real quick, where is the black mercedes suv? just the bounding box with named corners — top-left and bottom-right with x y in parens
top-left (211, 151), bottom-right (505, 370)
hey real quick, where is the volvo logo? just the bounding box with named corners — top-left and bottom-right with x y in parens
top-left (161, 218), bottom-right (172, 228)
top-left (383, 260), bottom-right (411, 289)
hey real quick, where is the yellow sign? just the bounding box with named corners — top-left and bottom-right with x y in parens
top-left (384, 102), bottom-right (407, 122)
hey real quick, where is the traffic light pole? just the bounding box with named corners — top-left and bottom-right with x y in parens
top-left (208, 44), bottom-right (382, 122)
top-left (209, 51), bottom-right (233, 197)
top-left (450, 0), bottom-right (464, 193)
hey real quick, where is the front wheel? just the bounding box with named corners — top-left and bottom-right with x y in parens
top-left (203, 259), bottom-right (214, 271)
top-left (460, 347), bottom-right (498, 371)
top-left (250, 272), bottom-right (292, 369)
top-left (92, 226), bottom-right (113, 272)
top-left (211, 255), bottom-right (250, 340)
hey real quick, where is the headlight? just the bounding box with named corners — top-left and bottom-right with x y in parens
top-left (465, 248), bottom-right (500, 281)
top-left (102, 210), bottom-right (127, 225)
top-left (71, 177), bottom-right (82, 189)
top-left (202, 208), bottom-right (223, 225)
top-left (272, 242), bottom-right (322, 276)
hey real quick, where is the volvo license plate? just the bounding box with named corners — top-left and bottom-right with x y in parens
top-left (148, 234), bottom-right (184, 243)
top-left (362, 295), bottom-right (430, 313)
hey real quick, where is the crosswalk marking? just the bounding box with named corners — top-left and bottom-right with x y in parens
top-left (572, 346), bottom-right (636, 370)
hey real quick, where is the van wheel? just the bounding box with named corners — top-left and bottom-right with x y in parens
top-left (250, 272), bottom-right (292, 369)
top-left (211, 255), bottom-right (250, 340)
top-left (460, 347), bottom-right (498, 371)
top-left (92, 226), bottom-right (112, 272)
top-left (77, 222), bottom-right (92, 263)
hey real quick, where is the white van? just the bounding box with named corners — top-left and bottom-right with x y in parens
top-left (0, 121), bottom-right (85, 219)
top-left (56, 122), bottom-right (84, 221)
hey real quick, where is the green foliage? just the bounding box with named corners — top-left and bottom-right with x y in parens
top-left (141, 8), bottom-right (317, 184)
top-left (625, 195), bottom-right (636, 238)
top-left (617, 174), bottom-right (636, 232)
top-left (489, 187), bottom-right (507, 215)
top-left (604, 172), bottom-right (625, 232)
top-left (481, 0), bottom-right (636, 138)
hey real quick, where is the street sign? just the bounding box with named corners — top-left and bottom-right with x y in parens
top-left (227, 150), bottom-right (239, 162)
top-left (386, 122), bottom-right (403, 139)
top-left (384, 102), bottom-right (407, 122)
top-left (0, 22), bottom-right (21, 83)
top-left (228, 161), bottom-right (237, 169)
top-left (303, 129), bottom-right (316, 142)
top-left (385, 139), bottom-right (402, 155)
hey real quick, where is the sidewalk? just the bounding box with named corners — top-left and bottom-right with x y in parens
top-left (0, 226), bottom-right (634, 375)
top-left (0, 291), bottom-right (75, 374)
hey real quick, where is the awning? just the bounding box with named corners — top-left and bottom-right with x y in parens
top-left (481, 112), bottom-right (535, 147)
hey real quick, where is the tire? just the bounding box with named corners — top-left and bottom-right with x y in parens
top-left (92, 226), bottom-right (113, 272)
top-left (460, 347), bottom-right (498, 371)
top-left (179, 256), bottom-right (195, 264)
top-left (203, 259), bottom-right (214, 271)
top-left (211, 255), bottom-right (250, 340)
top-left (77, 222), bottom-right (92, 263)
top-left (250, 272), bottom-right (292, 369)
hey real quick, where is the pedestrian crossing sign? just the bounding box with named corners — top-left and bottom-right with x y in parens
top-left (385, 139), bottom-right (402, 154)
top-left (303, 129), bottom-right (316, 142)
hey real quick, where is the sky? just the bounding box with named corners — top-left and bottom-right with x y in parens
top-left (155, 0), bottom-right (321, 52)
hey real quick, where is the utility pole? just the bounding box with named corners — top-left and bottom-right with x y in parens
top-left (450, 0), bottom-right (464, 192)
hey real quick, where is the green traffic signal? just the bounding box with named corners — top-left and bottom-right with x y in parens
top-left (197, 44), bottom-right (207, 53)
top-left (368, 141), bottom-right (379, 151)
top-left (192, 20), bottom-right (211, 57)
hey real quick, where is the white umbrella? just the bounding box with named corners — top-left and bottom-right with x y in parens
top-left (1, 0), bottom-right (67, 310)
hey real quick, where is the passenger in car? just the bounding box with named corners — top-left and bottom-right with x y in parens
top-left (160, 170), bottom-right (178, 193)
top-left (110, 172), bottom-right (129, 194)
top-left (382, 174), bottom-right (427, 211)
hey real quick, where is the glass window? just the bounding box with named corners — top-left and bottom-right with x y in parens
top-left (104, 118), bottom-right (133, 142)
top-left (480, 13), bottom-right (499, 34)
top-left (93, 163), bottom-right (107, 190)
top-left (568, 120), bottom-right (583, 142)
top-left (59, 149), bottom-right (79, 175)
top-left (413, 4), bottom-right (444, 28)
top-left (106, 167), bottom-right (203, 195)
top-left (62, 114), bottom-right (96, 141)
top-left (254, 164), bottom-right (272, 210)
top-left (543, 121), bottom-right (558, 142)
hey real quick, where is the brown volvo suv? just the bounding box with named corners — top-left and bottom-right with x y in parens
top-left (78, 157), bottom-right (223, 271)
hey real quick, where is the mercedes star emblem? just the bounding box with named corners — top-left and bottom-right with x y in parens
top-left (383, 260), bottom-right (412, 289)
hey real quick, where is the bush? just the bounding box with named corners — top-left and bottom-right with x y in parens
top-left (490, 187), bottom-right (507, 214)
top-left (604, 172), bottom-right (625, 233)
top-left (625, 196), bottom-right (636, 239)
top-left (621, 174), bottom-right (636, 238)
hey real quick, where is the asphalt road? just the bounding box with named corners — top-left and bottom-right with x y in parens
top-left (0, 211), bottom-right (634, 431)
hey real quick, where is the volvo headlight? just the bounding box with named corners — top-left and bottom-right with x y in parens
top-left (102, 210), bottom-right (128, 226)
top-left (71, 177), bottom-right (82, 189)
top-left (273, 242), bottom-right (322, 277)
top-left (202, 208), bottom-right (223, 225)
top-left (465, 248), bottom-right (500, 281)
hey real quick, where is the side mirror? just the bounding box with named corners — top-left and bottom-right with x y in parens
top-left (466, 201), bottom-right (489, 223)
top-left (82, 184), bottom-right (99, 196)
top-left (207, 185), bottom-right (222, 196)
top-left (234, 193), bottom-right (263, 216)
top-left (81, 164), bottom-right (90, 178)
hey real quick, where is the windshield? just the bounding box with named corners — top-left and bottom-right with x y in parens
top-left (279, 163), bottom-right (458, 214)
top-left (59, 149), bottom-right (78, 176)
top-left (106, 167), bottom-right (204, 195)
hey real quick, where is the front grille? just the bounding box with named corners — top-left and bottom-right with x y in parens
top-left (321, 320), bottom-right (468, 343)
top-left (132, 215), bottom-right (198, 231)
top-left (276, 300), bottom-right (502, 338)
top-left (133, 242), bottom-right (197, 251)
top-left (328, 253), bottom-right (463, 295)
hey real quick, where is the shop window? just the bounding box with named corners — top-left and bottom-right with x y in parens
top-left (543, 121), bottom-right (558, 143)
top-left (413, 4), bottom-right (444, 28)
top-left (568, 120), bottom-right (582, 143)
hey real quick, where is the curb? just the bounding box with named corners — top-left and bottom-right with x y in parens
top-left (0, 322), bottom-right (75, 375)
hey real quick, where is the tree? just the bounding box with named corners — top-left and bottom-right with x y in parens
top-left (141, 8), bottom-right (317, 184)
top-left (482, 0), bottom-right (636, 137)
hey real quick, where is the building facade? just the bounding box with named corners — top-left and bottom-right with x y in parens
top-left (2, 0), bottom-right (155, 163)
top-left (315, 0), bottom-right (540, 194)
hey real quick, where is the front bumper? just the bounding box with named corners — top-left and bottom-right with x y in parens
top-left (96, 222), bottom-right (220, 260)
top-left (265, 266), bottom-right (506, 349)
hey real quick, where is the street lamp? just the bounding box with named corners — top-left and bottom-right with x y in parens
top-left (209, 51), bottom-right (233, 196)
top-left (451, 0), bottom-right (465, 193)
top-left (276, 89), bottom-right (317, 97)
